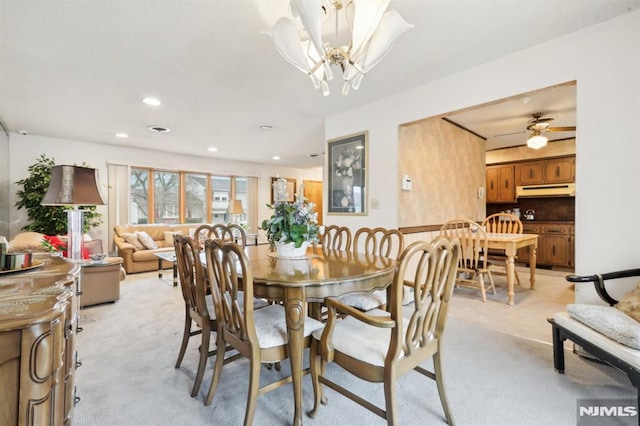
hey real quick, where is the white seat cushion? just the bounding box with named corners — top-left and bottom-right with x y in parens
top-left (555, 310), bottom-right (640, 365)
top-left (312, 308), bottom-right (398, 367)
top-left (339, 290), bottom-right (387, 311)
top-left (253, 304), bottom-right (324, 349)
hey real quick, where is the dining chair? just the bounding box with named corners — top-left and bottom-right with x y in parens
top-left (173, 234), bottom-right (220, 397)
top-left (203, 239), bottom-right (324, 422)
top-left (320, 224), bottom-right (352, 254)
top-left (309, 236), bottom-right (461, 425)
top-left (339, 227), bottom-right (405, 311)
top-left (440, 218), bottom-right (496, 302)
top-left (481, 213), bottom-right (523, 285)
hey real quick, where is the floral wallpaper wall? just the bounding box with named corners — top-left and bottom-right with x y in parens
top-left (398, 117), bottom-right (486, 228)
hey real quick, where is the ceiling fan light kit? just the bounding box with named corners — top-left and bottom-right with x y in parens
top-left (527, 130), bottom-right (548, 149)
top-left (265, 0), bottom-right (413, 96)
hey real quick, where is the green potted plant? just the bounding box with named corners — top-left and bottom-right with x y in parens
top-left (14, 154), bottom-right (103, 235)
top-left (260, 200), bottom-right (319, 258)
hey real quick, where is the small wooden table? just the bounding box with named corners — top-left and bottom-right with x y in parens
top-left (485, 233), bottom-right (538, 306)
top-left (241, 245), bottom-right (395, 426)
top-left (154, 252), bottom-right (177, 286)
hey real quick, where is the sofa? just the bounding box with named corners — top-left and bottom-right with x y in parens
top-left (113, 223), bottom-right (205, 274)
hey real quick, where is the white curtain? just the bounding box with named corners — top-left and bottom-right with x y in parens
top-left (107, 163), bottom-right (130, 253)
top-left (246, 177), bottom-right (258, 233)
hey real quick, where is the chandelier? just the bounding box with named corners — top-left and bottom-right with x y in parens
top-left (265, 0), bottom-right (413, 96)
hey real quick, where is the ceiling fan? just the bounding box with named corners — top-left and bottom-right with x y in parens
top-left (495, 112), bottom-right (576, 149)
top-left (526, 112), bottom-right (576, 133)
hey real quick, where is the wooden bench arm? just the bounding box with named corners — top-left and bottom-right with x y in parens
top-left (566, 268), bottom-right (640, 306)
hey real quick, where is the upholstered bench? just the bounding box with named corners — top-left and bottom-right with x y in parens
top-left (549, 268), bottom-right (640, 409)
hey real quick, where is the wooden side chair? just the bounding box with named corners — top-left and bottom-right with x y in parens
top-left (440, 218), bottom-right (496, 302)
top-left (173, 234), bottom-right (219, 397)
top-left (203, 239), bottom-right (324, 423)
top-left (339, 227), bottom-right (405, 311)
top-left (481, 213), bottom-right (523, 285)
top-left (309, 236), bottom-right (461, 425)
top-left (320, 225), bottom-right (352, 254)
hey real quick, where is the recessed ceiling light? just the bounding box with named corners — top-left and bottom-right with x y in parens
top-left (147, 126), bottom-right (170, 133)
top-left (142, 97), bottom-right (161, 106)
top-left (208, 147), bottom-right (218, 152)
top-left (260, 125), bottom-right (273, 130)
top-left (272, 156), bottom-right (280, 160)
top-left (355, 145), bottom-right (364, 149)
top-left (115, 133), bottom-right (129, 138)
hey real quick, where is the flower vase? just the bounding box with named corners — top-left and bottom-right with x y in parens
top-left (275, 241), bottom-right (309, 258)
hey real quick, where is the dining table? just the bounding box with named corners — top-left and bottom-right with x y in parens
top-left (240, 244), bottom-right (396, 426)
top-left (485, 233), bottom-right (538, 306)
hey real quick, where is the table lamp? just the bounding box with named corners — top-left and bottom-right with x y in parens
top-left (226, 199), bottom-right (244, 224)
top-left (41, 165), bottom-right (107, 261)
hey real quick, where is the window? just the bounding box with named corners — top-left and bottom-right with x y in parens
top-left (154, 171), bottom-right (180, 224)
top-left (128, 167), bottom-right (255, 229)
top-left (185, 173), bottom-right (207, 224)
top-left (130, 169), bottom-right (149, 224)
top-left (211, 176), bottom-right (231, 224)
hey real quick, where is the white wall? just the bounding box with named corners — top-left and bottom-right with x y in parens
top-left (8, 133), bottom-right (321, 246)
top-left (325, 11), bottom-right (640, 304)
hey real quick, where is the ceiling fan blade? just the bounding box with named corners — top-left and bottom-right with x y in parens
top-left (494, 130), bottom-right (526, 137)
top-left (546, 126), bottom-right (576, 132)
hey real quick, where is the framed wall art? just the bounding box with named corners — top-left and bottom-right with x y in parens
top-left (327, 131), bottom-right (367, 215)
top-left (270, 177), bottom-right (296, 204)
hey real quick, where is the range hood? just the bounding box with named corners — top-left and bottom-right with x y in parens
top-left (516, 183), bottom-right (576, 198)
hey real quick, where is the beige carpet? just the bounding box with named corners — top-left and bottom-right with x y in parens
top-left (72, 266), bottom-right (635, 425)
top-left (447, 266), bottom-right (575, 344)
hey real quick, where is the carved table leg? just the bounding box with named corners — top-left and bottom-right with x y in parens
top-left (284, 287), bottom-right (306, 426)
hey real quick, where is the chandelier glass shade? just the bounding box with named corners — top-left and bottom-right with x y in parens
top-left (265, 0), bottom-right (413, 96)
top-left (527, 131), bottom-right (548, 149)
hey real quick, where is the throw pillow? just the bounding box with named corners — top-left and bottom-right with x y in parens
top-left (7, 232), bottom-right (46, 253)
top-left (136, 231), bottom-right (158, 250)
top-left (164, 230), bottom-right (182, 247)
top-left (122, 233), bottom-right (145, 251)
top-left (615, 283), bottom-right (640, 322)
top-left (567, 303), bottom-right (640, 349)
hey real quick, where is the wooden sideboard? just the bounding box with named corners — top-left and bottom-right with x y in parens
top-left (0, 255), bottom-right (80, 426)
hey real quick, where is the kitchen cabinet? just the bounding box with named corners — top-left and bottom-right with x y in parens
top-left (486, 165), bottom-right (515, 203)
top-left (517, 162), bottom-right (545, 185)
top-left (515, 156), bottom-right (575, 186)
top-left (544, 157), bottom-right (575, 183)
top-left (517, 222), bottom-right (574, 268)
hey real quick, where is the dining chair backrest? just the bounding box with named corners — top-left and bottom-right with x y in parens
top-left (321, 225), bottom-right (352, 254)
top-left (439, 219), bottom-right (489, 271)
top-left (174, 234), bottom-right (210, 320)
top-left (482, 213), bottom-right (523, 234)
top-left (391, 236), bottom-right (461, 352)
top-left (352, 227), bottom-right (404, 260)
top-left (194, 223), bottom-right (247, 247)
top-left (204, 239), bottom-right (256, 343)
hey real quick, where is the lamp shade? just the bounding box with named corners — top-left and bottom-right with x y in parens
top-left (226, 200), bottom-right (244, 215)
top-left (41, 165), bottom-right (107, 206)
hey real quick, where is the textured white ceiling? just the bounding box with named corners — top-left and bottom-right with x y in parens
top-left (1, 0), bottom-right (638, 167)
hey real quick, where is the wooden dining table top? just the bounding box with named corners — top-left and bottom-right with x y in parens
top-left (240, 244), bottom-right (396, 300)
